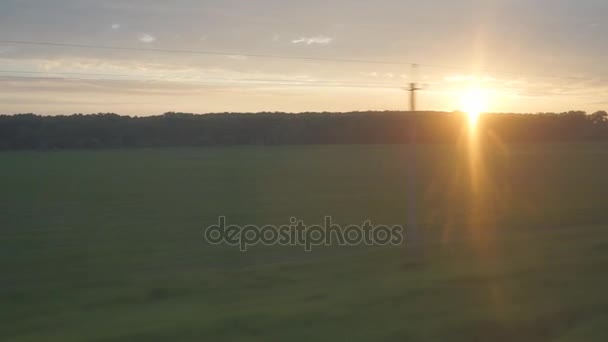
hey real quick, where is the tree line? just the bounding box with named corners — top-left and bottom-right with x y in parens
top-left (0, 110), bottom-right (607, 150)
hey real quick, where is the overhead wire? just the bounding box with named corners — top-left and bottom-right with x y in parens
top-left (0, 39), bottom-right (598, 82)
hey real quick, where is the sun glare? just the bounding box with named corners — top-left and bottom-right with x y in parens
top-left (460, 88), bottom-right (489, 125)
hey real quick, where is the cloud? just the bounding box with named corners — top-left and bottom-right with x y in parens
top-left (0, 46), bottom-right (17, 54)
top-left (361, 72), bottom-right (379, 77)
top-left (227, 55), bottom-right (248, 61)
top-left (111, 23), bottom-right (121, 30)
top-left (291, 36), bottom-right (333, 45)
top-left (361, 72), bottom-right (398, 79)
top-left (443, 74), bottom-right (497, 83)
top-left (138, 33), bottom-right (156, 43)
top-left (444, 74), bottom-right (475, 83)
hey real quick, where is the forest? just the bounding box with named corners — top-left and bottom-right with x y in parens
top-left (0, 110), bottom-right (607, 150)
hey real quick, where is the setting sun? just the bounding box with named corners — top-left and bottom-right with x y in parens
top-left (460, 88), bottom-right (489, 125)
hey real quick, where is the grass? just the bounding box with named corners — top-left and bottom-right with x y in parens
top-left (1, 143), bottom-right (608, 341)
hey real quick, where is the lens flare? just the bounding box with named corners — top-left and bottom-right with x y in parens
top-left (460, 88), bottom-right (488, 126)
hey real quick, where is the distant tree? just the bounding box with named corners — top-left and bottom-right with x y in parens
top-left (591, 111), bottom-right (608, 125)
top-left (1, 110), bottom-right (607, 150)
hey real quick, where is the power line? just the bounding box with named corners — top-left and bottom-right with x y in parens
top-left (1, 74), bottom-right (589, 98)
top-left (0, 39), bottom-right (416, 65)
top-left (0, 73), bottom-right (404, 90)
top-left (0, 69), bottom-right (406, 87)
top-left (0, 68), bottom-right (588, 99)
top-left (0, 39), bottom-right (596, 82)
top-left (1, 70), bottom-right (589, 96)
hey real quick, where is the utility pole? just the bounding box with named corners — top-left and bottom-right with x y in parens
top-left (406, 64), bottom-right (421, 112)
top-left (404, 64), bottom-right (423, 266)
top-left (408, 82), bottom-right (422, 112)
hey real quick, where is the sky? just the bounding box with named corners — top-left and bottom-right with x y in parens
top-left (1, 0), bottom-right (607, 115)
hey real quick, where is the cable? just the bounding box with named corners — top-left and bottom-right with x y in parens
top-left (0, 39), bottom-right (596, 81)
top-left (0, 74), bottom-right (403, 90)
top-left (0, 39), bottom-right (415, 65)
top-left (0, 69), bottom-right (407, 87)
top-left (2, 74), bottom-right (590, 98)
top-left (0, 69), bottom-right (592, 98)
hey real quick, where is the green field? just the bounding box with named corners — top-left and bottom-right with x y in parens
top-left (2, 144), bottom-right (608, 341)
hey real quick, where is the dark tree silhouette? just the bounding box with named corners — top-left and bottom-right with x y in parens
top-left (0, 111), bottom-right (607, 150)
top-left (591, 111), bottom-right (608, 125)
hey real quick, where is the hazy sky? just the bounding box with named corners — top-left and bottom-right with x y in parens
top-left (1, 0), bottom-right (607, 115)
